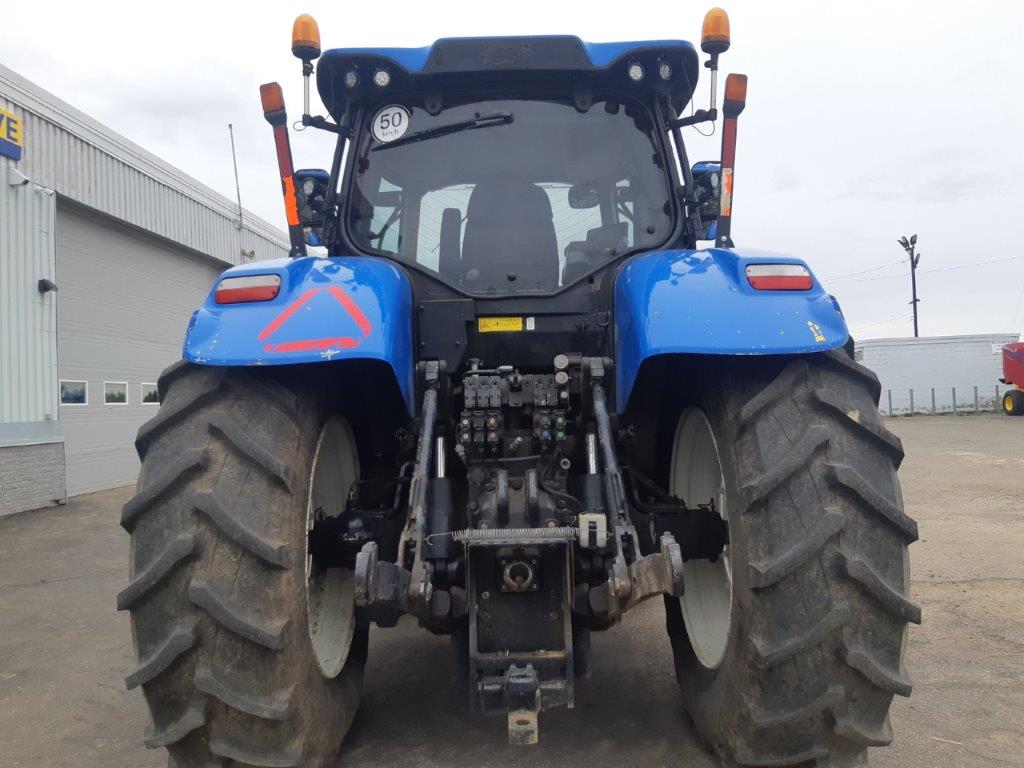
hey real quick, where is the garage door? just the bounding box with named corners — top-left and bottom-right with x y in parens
top-left (56, 202), bottom-right (225, 495)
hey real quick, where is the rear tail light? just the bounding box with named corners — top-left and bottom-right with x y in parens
top-left (215, 274), bottom-right (282, 304)
top-left (745, 264), bottom-right (813, 291)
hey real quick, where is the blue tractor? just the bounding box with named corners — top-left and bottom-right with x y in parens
top-left (121, 10), bottom-right (918, 767)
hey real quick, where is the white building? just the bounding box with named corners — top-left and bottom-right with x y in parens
top-left (0, 64), bottom-right (287, 516)
top-left (855, 334), bottom-right (1020, 415)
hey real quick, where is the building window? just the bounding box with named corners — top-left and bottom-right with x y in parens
top-left (141, 382), bottom-right (160, 404)
top-left (104, 381), bottom-right (128, 405)
top-left (60, 380), bottom-right (88, 405)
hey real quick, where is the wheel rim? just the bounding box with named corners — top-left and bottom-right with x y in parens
top-left (669, 407), bottom-right (733, 670)
top-left (305, 416), bottom-right (359, 679)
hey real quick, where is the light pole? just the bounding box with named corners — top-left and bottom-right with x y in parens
top-left (898, 235), bottom-right (921, 337)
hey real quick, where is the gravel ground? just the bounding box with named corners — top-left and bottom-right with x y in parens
top-left (0, 413), bottom-right (1021, 767)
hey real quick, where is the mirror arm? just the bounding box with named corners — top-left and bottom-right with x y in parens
top-left (668, 108), bottom-right (717, 130)
top-left (666, 107), bottom-right (702, 248)
top-left (322, 115), bottom-right (350, 251)
top-left (301, 114), bottom-right (350, 136)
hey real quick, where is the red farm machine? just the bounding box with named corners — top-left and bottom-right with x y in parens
top-left (1001, 341), bottom-right (1024, 415)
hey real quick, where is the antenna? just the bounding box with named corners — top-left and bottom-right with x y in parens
top-left (228, 123), bottom-right (244, 232)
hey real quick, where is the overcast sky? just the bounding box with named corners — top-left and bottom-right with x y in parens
top-left (3, 1), bottom-right (1023, 339)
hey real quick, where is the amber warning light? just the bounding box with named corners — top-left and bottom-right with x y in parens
top-left (701, 8), bottom-right (731, 55)
top-left (292, 14), bottom-right (321, 61)
top-left (670, 7), bottom-right (732, 131)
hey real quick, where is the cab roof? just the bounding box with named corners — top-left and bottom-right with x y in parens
top-left (316, 37), bottom-right (700, 119)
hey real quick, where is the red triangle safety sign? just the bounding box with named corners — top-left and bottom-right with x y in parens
top-left (257, 286), bottom-right (373, 353)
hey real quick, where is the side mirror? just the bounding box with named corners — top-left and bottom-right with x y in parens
top-left (294, 168), bottom-right (330, 233)
top-left (690, 161), bottom-right (721, 240)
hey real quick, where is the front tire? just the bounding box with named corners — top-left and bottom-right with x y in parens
top-left (119, 363), bottom-right (365, 767)
top-left (664, 351), bottom-right (920, 767)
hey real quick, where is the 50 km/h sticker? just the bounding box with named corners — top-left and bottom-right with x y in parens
top-left (371, 105), bottom-right (411, 143)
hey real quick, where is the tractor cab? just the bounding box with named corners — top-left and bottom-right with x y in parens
top-left (317, 37), bottom-right (698, 297)
top-left (308, 36), bottom-right (706, 292)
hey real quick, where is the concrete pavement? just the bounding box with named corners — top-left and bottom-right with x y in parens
top-left (1, 414), bottom-right (1022, 767)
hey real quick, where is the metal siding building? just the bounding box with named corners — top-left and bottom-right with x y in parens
top-left (1, 64), bottom-right (288, 515)
top-left (855, 334), bottom-right (1020, 415)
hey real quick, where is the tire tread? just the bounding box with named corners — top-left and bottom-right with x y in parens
top-left (208, 738), bottom-right (301, 768)
top-left (752, 604), bottom-right (850, 668)
top-left (843, 643), bottom-right (913, 697)
top-left (117, 534), bottom-right (196, 610)
top-left (826, 463), bottom-right (918, 541)
top-left (194, 664), bottom-right (293, 721)
top-left (748, 510), bottom-right (845, 589)
top-left (121, 450), bottom-right (210, 530)
top-left (143, 700), bottom-right (207, 748)
top-left (208, 412), bottom-right (294, 490)
top-left (187, 579), bottom-right (289, 651)
top-left (193, 489), bottom-right (288, 568)
top-left (136, 376), bottom-right (226, 456)
top-left (740, 425), bottom-right (829, 510)
top-left (125, 622), bottom-right (197, 690)
top-left (838, 553), bottom-right (922, 624)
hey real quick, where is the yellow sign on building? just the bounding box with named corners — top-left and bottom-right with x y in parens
top-left (0, 108), bottom-right (24, 161)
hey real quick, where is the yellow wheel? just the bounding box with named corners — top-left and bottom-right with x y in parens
top-left (1004, 390), bottom-right (1024, 416)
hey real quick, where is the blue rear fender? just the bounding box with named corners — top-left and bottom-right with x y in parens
top-left (184, 255), bottom-right (415, 414)
top-left (614, 247), bottom-right (849, 411)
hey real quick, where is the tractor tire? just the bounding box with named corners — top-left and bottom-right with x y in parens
top-left (663, 350), bottom-right (920, 767)
top-left (119, 362), bottom-right (366, 767)
top-left (1002, 389), bottom-right (1024, 415)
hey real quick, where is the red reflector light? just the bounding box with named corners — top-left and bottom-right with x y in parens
top-left (745, 264), bottom-right (813, 291)
top-left (215, 274), bottom-right (282, 304)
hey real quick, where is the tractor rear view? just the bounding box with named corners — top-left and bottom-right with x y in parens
top-left (120, 10), bottom-right (918, 767)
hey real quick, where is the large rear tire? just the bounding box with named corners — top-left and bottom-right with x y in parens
top-left (664, 350), bottom-right (920, 767)
top-left (119, 362), bottom-right (366, 767)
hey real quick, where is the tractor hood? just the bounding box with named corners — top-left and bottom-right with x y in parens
top-left (316, 37), bottom-right (700, 118)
